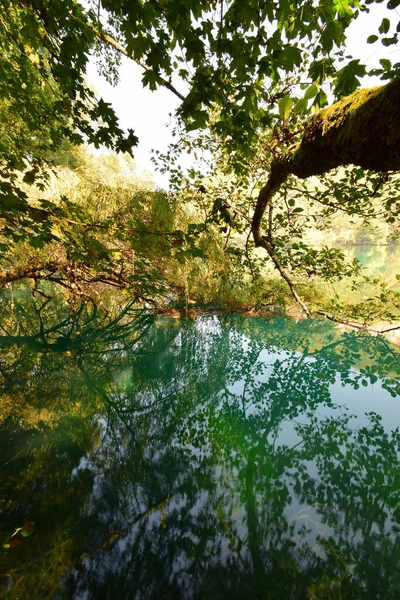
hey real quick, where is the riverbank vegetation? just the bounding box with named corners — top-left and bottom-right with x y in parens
top-left (1, 0), bottom-right (400, 327)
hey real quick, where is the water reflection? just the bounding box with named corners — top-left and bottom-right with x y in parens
top-left (347, 244), bottom-right (400, 281)
top-left (1, 293), bottom-right (400, 599)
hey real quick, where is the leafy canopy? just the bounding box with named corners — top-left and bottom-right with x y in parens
top-left (2, 0), bottom-right (399, 164)
top-left (1, 0), bottom-right (400, 317)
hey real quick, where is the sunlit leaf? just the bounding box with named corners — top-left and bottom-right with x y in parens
top-left (278, 95), bottom-right (292, 122)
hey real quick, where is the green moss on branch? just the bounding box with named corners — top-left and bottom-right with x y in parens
top-left (252, 77), bottom-right (400, 313)
top-left (290, 78), bottom-right (400, 177)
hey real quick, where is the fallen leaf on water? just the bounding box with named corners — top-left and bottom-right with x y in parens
top-left (21, 522), bottom-right (35, 537)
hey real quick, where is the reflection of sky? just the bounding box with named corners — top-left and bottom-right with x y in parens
top-left (227, 333), bottom-right (400, 435)
top-left (329, 374), bottom-right (400, 430)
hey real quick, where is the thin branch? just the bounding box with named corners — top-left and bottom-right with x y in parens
top-left (315, 309), bottom-right (400, 336)
top-left (251, 160), bottom-right (311, 316)
top-left (376, 323), bottom-right (400, 334)
top-left (89, 23), bottom-right (185, 102)
top-left (285, 185), bottom-right (385, 219)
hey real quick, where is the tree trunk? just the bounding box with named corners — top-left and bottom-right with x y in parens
top-left (252, 78), bottom-right (400, 310)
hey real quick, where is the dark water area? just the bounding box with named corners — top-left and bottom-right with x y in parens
top-left (1, 291), bottom-right (400, 599)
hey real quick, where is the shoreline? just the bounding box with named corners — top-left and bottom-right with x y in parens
top-left (156, 305), bottom-right (400, 345)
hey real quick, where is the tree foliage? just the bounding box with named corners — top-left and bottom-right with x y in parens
top-left (1, 0), bottom-right (400, 317)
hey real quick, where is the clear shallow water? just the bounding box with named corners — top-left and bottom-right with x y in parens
top-left (1, 294), bottom-right (400, 599)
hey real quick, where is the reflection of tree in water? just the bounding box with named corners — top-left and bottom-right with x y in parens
top-left (1, 297), bottom-right (400, 598)
top-left (0, 291), bottom-right (155, 598)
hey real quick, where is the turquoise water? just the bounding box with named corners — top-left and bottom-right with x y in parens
top-left (1, 294), bottom-right (400, 598)
top-left (347, 244), bottom-right (400, 279)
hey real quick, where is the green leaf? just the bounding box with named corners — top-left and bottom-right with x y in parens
top-left (23, 170), bottom-right (36, 184)
top-left (379, 58), bottom-right (392, 70)
top-left (379, 18), bottom-right (390, 34)
top-left (186, 110), bottom-right (208, 131)
top-left (276, 46), bottom-right (302, 71)
top-left (278, 95), bottom-right (292, 122)
top-left (294, 98), bottom-right (308, 114)
top-left (308, 59), bottom-right (335, 85)
top-left (367, 35), bottom-right (379, 44)
top-left (321, 21), bottom-right (345, 52)
top-left (304, 84), bottom-right (318, 101)
top-left (312, 89), bottom-right (328, 109)
top-left (334, 60), bottom-right (366, 97)
top-left (381, 36), bottom-right (398, 46)
top-left (333, 0), bottom-right (354, 18)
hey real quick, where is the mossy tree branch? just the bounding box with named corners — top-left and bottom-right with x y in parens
top-left (252, 78), bottom-right (400, 314)
top-left (290, 78), bottom-right (400, 177)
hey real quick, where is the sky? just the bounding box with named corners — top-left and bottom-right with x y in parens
top-left (86, 3), bottom-right (398, 188)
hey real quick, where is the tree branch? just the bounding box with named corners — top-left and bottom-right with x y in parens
top-left (251, 160), bottom-right (311, 316)
top-left (90, 24), bottom-right (186, 102)
top-left (0, 262), bottom-right (59, 286)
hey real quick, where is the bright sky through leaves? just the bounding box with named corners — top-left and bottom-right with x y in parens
top-left (86, 2), bottom-right (395, 187)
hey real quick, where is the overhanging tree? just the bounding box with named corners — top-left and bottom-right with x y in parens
top-left (1, 0), bottom-right (400, 312)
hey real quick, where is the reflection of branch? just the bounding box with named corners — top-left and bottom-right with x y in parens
top-left (106, 384), bottom-right (186, 417)
top-left (79, 496), bottom-right (172, 562)
top-left (257, 354), bottom-right (308, 449)
top-left (245, 447), bottom-right (265, 588)
top-left (281, 354), bottom-right (307, 399)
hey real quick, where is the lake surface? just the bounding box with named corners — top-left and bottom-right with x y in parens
top-left (1, 293), bottom-right (400, 599)
top-left (346, 244), bottom-right (400, 280)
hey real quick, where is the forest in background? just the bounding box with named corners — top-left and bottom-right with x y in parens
top-left (1, 0), bottom-right (400, 325)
